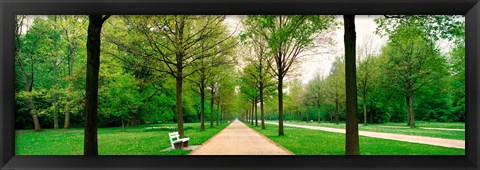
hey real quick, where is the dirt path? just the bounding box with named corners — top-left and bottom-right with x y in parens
top-left (265, 122), bottom-right (464, 149)
top-left (189, 120), bottom-right (293, 155)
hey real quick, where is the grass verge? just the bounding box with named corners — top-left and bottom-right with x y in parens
top-left (16, 122), bottom-right (230, 155)
top-left (247, 123), bottom-right (464, 155)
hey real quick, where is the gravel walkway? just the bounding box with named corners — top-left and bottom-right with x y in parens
top-left (189, 120), bottom-right (293, 155)
top-left (265, 122), bottom-right (465, 149)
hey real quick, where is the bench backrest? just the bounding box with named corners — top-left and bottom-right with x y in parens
top-left (168, 132), bottom-right (180, 148)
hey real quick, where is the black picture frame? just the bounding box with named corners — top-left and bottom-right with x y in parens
top-left (1, 0), bottom-right (479, 170)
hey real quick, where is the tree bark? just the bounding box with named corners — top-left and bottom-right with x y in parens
top-left (260, 83), bottom-right (265, 129)
top-left (29, 98), bottom-right (41, 131)
top-left (253, 97), bottom-right (258, 126)
top-left (216, 100), bottom-right (220, 126)
top-left (344, 15), bottom-right (360, 155)
top-left (210, 88), bottom-right (214, 127)
top-left (84, 15), bottom-right (109, 156)
top-left (278, 76), bottom-right (284, 136)
top-left (200, 83), bottom-right (205, 130)
top-left (251, 98), bottom-right (254, 125)
top-left (175, 63), bottom-right (184, 136)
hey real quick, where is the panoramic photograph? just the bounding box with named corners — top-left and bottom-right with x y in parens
top-left (14, 15), bottom-right (465, 155)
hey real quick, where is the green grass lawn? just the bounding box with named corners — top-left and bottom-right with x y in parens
top-left (248, 123), bottom-right (464, 155)
top-left (16, 122), bottom-right (229, 155)
top-left (277, 120), bottom-right (465, 140)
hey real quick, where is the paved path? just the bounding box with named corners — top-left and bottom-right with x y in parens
top-left (265, 122), bottom-right (465, 149)
top-left (379, 125), bottom-right (465, 131)
top-left (189, 120), bottom-right (293, 155)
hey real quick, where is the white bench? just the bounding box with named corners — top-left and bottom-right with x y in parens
top-left (168, 132), bottom-right (190, 149)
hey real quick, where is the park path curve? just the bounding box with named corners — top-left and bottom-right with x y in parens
top-left (189, 120), bottom-right (293, 155)
top-left (265, 122), bottom-right (465, 149)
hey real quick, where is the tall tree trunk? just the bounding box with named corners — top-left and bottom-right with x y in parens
top-left (251, 98), bottom-right (254, 125)
top-left (210, 88), bottom-right (214, 127)
top-left (255, 97), bottom-right (258, 126)
top-left (200, 83), bottom-right (205, 130)
top-left (363, 95), bottom-right (367, 126)
top-left (344, 15), bottom-right (360, 155)
top-left (260, 83), bottom-right (265, 129)
top-left (84, 15), bottom-right (109, 156)
top-left (278, 76), bottom-right (284, 136)
top-left (175, 65), bottom-right (184, 136)
top-left (216, 100), bottom-right (220, 126)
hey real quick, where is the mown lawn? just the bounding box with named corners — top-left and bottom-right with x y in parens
top-left (16, 123), bottom-right (229, 155)
top-left (276, 120), bottom-right (465, 140)
top-left (248, 123), bottom-right (464, 155)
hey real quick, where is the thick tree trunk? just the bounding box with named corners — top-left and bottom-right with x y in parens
top-left (210, 89), bottom-right (214, 127)
top-left (251, 98), bottom-right (254, 125)
top-left (84, 15), bottom-right (109, 156)
top-left (175, 67), bottom-right (184, 136)
top-left (216, 100), bottom-right (220, 126)
top-left (278, 76), bottom-right (284, 136)
top-left (260, 84), bottom-right (265, 129)
top-left (29, 98), bottom-right (41, 131)
top-left (344, 15), bottom-right (360, 155)
top-left (200, 84), bottom-right (205, 130)
top-left (254, 97), bottom-right (258, 126)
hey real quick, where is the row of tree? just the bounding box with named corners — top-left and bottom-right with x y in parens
top-left (240, 15), bottom-right (464, 130)
top-left (15, 16), bottom-right (241, 155)
top-left (16, 15), bottom-right (464, 156)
